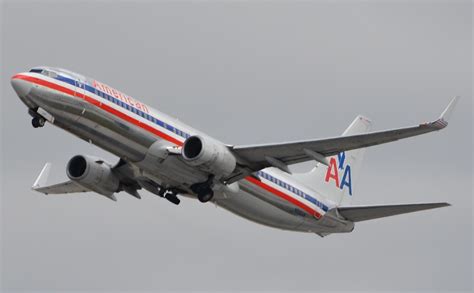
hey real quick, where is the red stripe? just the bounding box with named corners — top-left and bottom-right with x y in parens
top-left (14, 74), bottom-right (322, 218)
top-left (14, 74), bottom-right (183, 146)
top-left (245, 176), bottom-right (321, 218)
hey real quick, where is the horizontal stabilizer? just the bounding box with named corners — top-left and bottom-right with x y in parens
top-left (337, 202), bottom-right (450, 222)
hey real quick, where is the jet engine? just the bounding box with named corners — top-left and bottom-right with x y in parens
top-left (181, 135), bottom-right (236, 178)
top-left (66, 155), bottom-right (120, 197)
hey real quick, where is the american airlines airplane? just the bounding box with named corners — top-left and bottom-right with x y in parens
top-left (11, 66), bottom-right (458, 236)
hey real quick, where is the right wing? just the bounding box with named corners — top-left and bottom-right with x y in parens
top-left (337, 202), bottom-right (450, 222)
top-left (32, 163), bottom-right (90, 194)
top-left (224, 97), bottom-right (459, 183)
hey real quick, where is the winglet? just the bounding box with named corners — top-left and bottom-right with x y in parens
top-left (32, 163), bottom-right (52, 190)
top-left (429, 96), bottom-right (460, 130)
top-left (439, 96), bottom-right (460, 122)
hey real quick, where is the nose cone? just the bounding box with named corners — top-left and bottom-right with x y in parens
top-left (11, 75), bottom-right (33, 98)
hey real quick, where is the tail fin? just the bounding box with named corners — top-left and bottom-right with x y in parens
top-left (294, 115), bottom-right (372, 206)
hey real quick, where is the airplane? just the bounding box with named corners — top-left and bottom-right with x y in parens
top-left (11, 66), bottom-right (459, 236)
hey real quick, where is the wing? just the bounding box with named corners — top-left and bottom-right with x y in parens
top-left (32, 163), bottom-right (90, 194)
top-left (337, 202), bottom-right (450, 222)
top-left (224, 97), bottom-right (459, 183)
top-left (31, 160), bottom-right (142, 200)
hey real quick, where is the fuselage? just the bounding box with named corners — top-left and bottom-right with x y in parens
top-left (11, 67), bottom-right (354, 234)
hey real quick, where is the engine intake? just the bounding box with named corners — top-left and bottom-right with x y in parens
top-left (183, 136), bottom-right (203, 159)
top-left (67, 155), bottom-right (120, 197)
top-left (182, 135), bottom-right (236, 178)
top-left (67, 155), bottom-right (88, 178)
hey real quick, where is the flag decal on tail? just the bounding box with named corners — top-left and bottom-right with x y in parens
top-left (292, 114), bottom-right (372, 206)
top-left (325, 151), bottom-right (353, 195)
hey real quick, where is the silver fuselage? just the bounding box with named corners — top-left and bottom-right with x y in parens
top-left (12, 68), bottom-right (354, 234)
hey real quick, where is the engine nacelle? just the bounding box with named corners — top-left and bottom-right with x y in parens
top-left (66, 155), bottom-right (120, 197)
top-left (181, 135), bottom-right (236, 178)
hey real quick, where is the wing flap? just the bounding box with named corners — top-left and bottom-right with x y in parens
top-left (337, 202), bottom-right (450, 222)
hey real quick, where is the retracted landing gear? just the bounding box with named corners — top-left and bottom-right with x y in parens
top-left (165, 192), bottom-right (180, 205)
top-left (158, 187), bottom-right (180, 205)
top-left (29, 108), bottom-right (46, 128)
top-left (197, 190), bottom-right (214, 203)
top-left (31, 117), bottom-right (45, 128)
top-left (136, 178), bottom-right (181, 205)
top-left (191, 175), bottom-right (215, 203)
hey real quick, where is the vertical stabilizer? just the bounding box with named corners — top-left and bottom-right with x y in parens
top-left (293, 116), bottom-right (372, 206)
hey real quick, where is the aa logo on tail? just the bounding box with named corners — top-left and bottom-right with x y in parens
top-left (324, 152), bottom-right (352, 195)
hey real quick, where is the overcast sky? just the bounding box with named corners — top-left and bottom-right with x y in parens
top-left (1, 0), bottom-right (472, 292)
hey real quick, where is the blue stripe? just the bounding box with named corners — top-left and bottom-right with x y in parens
top-left (256, 171), bottom-right (329, 212)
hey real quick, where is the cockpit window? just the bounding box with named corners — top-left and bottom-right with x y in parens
top-left (54, 68), bottom-right (86, 81)
top-left (29, 68), bottom-right (58, 78)
top-left (29, 67), bottom-right (90, 84)
top-left (44, 70), bottom-right (58, 78)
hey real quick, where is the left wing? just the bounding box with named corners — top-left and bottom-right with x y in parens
top-left (32, 163), bottom-right (90, 194)
top-left (31, 160), bottom-right (142, 201)
top-left (224, 97), bottom-right (459, 183)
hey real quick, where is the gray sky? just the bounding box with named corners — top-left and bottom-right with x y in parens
top-left (1, 0), bottom-right (472, 291)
